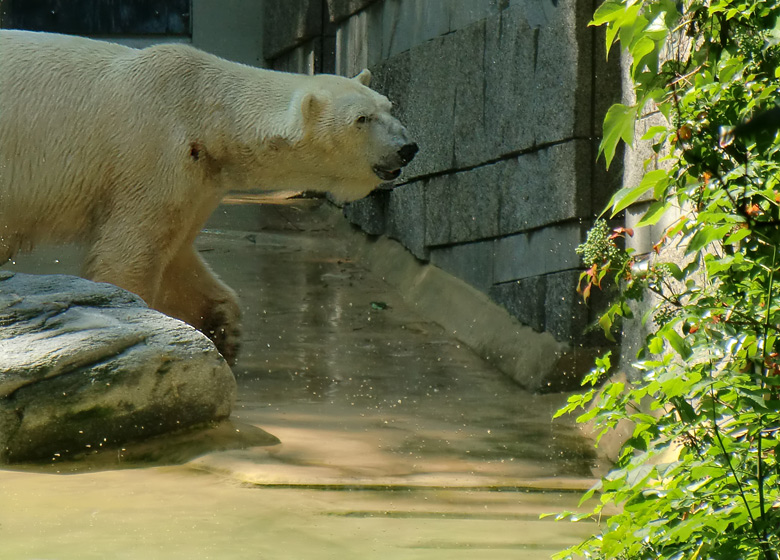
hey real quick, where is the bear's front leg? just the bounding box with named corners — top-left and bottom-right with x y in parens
top-left (156, 244), bottom-right (242, 365)
top-left (83, 231), bottom-right (166, 309)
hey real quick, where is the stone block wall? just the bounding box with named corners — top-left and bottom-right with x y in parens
top-left (192, 0), bottom-right (264, 67)
top-left (264, 0), bottom-right (622, 389)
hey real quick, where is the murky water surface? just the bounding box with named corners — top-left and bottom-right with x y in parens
top-left (1, 197), bottom-right (601, 559)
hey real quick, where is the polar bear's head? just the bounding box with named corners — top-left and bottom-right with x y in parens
top-left (289, 69), bottom-right (418, 202)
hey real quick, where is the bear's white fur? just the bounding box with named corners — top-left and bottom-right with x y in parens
top-left (0, 30), bottom-right (416, 364)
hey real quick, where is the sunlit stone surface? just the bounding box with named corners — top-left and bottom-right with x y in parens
top-left (0, 272), bottom-right (236, 462)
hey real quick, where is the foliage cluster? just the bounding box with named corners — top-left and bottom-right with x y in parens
top-left (555, 0), bottom-right (780, 558)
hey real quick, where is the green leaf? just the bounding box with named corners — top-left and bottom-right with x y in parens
top-left (670, 396), bottom-right (696, 421)
top-left (553, 1), bottom-right (780, 555)
top-left (625, 435), bottom-right (649, 451)
top-left (661, 327), bottom-right (692, 360)
top-left (640, 124), bottom-right (669, 141)
top-left (601, 3), bottom-right (643, 54)
top-left (590, 0), bottom-right (627, 27)
top-left (599, 103), bottom-right (638, 170)
top-left (686, 224), bottom-right (733, 255)
top-left (636, 200), bottom-right (669, 228)
top-left (630, 36), bottom-right (657, 79)
top-left (664, 262), bottom-right (684, 280)
top-left (608, 169), bottom-right (668, 216)
top-left (648, 335), bottom-right (664, 354)
top-left (599, 312), bottom-right (617, 342)
top-left (619, 12), bottom-right (648, 52)
top-left (576, 406), bottom-right (600, 424)
top-left (723, 227), bottom-right (751, 245)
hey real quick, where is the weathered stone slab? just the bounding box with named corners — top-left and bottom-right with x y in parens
top-left (510, 0), bottom-right (560, 28)
top-left (191, 0), bottom-right (265, 67)
top-left (269, 38), bottom-right (319, 74)
top-left (377, 0), bottom-right (504, 60)
top-left (327, 0), bottom-right (381, 23)
top-left (451, 20), bottom-right (490, 169)
top-left (350, 140), bottom-right (601, 252)
top-left (489, 269), bottom-right (611, 346)
top-left (334, 0), bottom-right (500, 73)
top-left (492, 222), bottom-right (586, 283)
top-left (490, 275), bottom-right (547, 333)
top-left (345, 181), bottom-right (428, 260)
top-left (0, 272), bottom-right (236, 463)
top-left (403, 34), bottom-right (458, 178)
top-left (264, 0), bottom-right (323, 61)
top-left (498, 140), bottom-right (595, 235)
top-left (342, 189), bottom-right (389, 236)
top-left (386, 182), bottom-right (428, 259)
top-left (423, 164), bottom-right (503, 247)
top-left (334, 9), bottom-right (374, 76)
top-left (483, 8), bottom-right (537, 159)
top-left (429, 240), bottom-right (495, 293)
top-left (410, 141), bottom-right (593, 249)
top-left (542, 270), bottom-right (591, 342)
top-left (420, 175), bottom-right (451, 249)
top-left (527, 0), bottom-right (593, 146)
top-left (362, 0), bottom-right (616, 180)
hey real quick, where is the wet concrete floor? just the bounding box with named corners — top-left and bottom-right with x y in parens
top-left (1, 196), bottom-right (601, 559)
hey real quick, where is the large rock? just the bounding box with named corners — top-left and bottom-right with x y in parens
top-left (0, 271), bottom-right (237, 463)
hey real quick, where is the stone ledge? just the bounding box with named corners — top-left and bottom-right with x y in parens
top-left (336, 218), bottom-right (603, 392)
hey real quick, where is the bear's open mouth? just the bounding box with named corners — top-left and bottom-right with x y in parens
top-left (372, 166), bottom-right (402, 181)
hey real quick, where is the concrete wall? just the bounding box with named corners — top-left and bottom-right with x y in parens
top-left (192, 0), bottom-right (265, 66)
top-left (263, 0), bottom-right (622, 390)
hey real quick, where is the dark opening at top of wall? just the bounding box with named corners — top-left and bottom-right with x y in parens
top-left (0, 0), bottom-right (191, 37)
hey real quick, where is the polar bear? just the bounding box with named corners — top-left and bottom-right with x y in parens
top-left (0, 30), bottom-right (417, 365)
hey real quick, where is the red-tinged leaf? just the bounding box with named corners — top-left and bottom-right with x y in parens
top-left (653, 233), bottom-right (667, 254)
top-left (677, 124), bottom-right (693, 141)
top-left (745, 203), bottom-right (761, 217)
top-left (582, 282), bottom-right (593, 301)
top-left (609, 226), bottom-right (635, 239)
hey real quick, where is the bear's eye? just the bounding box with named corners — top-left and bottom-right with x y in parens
top-left (355, 115), bottom-right (369, 125)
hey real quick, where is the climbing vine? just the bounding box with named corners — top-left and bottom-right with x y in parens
top-left (554, 0), bottom-right (780, 558)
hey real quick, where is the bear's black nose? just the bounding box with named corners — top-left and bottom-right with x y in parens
top-left (398, 142), bottom-right (419, 165)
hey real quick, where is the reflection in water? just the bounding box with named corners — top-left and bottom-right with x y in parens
top-left (0, 198), bottom-right (602, 558)
top-left (205, 199), bottom-right (598, 485)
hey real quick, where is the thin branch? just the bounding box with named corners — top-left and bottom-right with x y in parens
top-left (708, 384), bottom-right (764, 546)
top-left (756, 244), bottom-right (776, 547)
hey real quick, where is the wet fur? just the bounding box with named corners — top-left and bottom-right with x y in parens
top-left (0, 30), bottom-right (413, 364)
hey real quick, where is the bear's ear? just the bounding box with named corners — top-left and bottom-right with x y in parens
top-left (353, 69), bottom-right (372, 87)
top-left (300, 91), bottom-right (325, 124)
